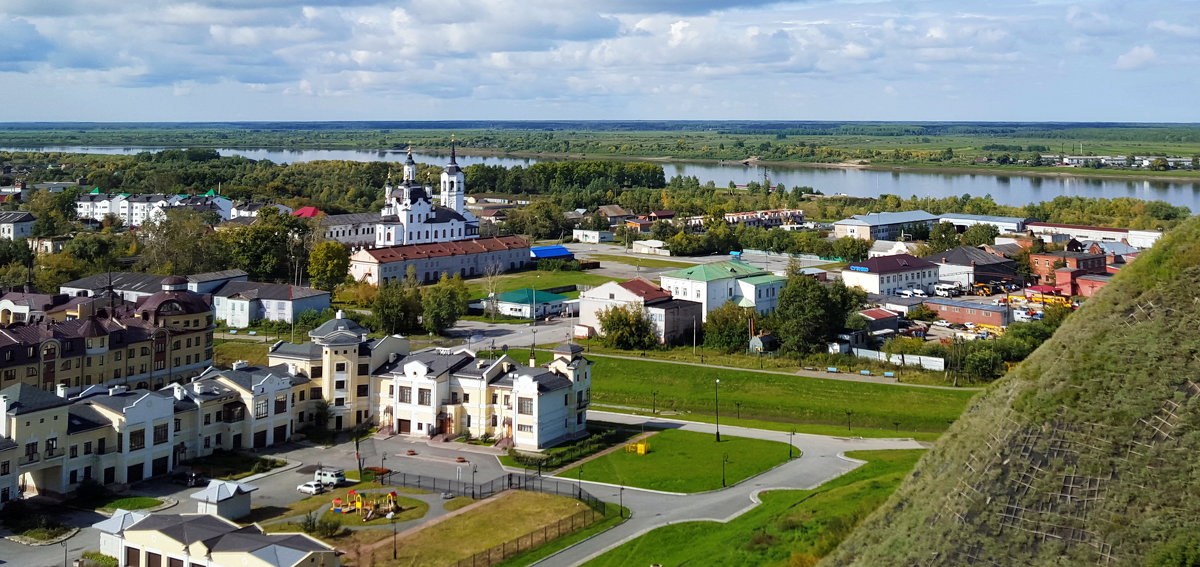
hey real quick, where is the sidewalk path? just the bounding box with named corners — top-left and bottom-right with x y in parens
top-left (531, 411), bottom-right (924, 566)
top-left (570, 350), bottom-right (982, 391)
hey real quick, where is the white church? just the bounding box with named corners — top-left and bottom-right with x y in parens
top-left (375, 146), bottom-right (479, 247)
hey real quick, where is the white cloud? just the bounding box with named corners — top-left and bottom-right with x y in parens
top-left (1114, 45), bottom-right (1157, 70)
top-left (1148, 20), bottom-right (1200, 38)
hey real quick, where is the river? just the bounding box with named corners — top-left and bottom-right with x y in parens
top-left (5, 145), bottom-right (1199, 211)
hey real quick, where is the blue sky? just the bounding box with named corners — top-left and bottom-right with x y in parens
top-left (3, 1), bottom-right (1197, 122)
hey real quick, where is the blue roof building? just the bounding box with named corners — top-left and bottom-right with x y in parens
top-left (531, 245), bottom-right (574, 261)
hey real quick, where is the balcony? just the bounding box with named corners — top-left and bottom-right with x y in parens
top-left (44, 447), bottom-right (64, 459)
top-left (18, 453), bottom-right (39, 465)
top-left (441, 399), bottom-right (462, 406)
top-left (577, 400), bottom-right (589, 410)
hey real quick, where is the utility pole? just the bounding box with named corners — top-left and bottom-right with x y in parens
top-left (714, 379), bottom-right (721, 442)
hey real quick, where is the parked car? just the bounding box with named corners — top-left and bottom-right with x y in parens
top-left (297, 481), bottom-right (326, 495)
top-left (911, 289), bottom-right (928, 297)
top-left (315, 468), bottom-right (347, 487)
top-left (934, 319), bottom-right (952, 327)
top-left (171, 472), bottom-right (206, 487)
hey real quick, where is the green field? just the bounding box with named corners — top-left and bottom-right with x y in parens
top-left (583, 254), bottom-right (696, 269)
top-left (557, 429), bottom-right (791, 493)
top-left (466, 269), bottom-right (618, 300)
top-left (584, 449), bottom-right (925, 567)
top-left (585, 355), bottom-right (975, 439)
top-left (213, 340), bottom-right (269, 367)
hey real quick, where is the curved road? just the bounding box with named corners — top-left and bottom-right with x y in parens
top-left (531, 411), bottom-right (925, 566)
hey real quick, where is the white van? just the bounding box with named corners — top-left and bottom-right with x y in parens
top-left (315, 468), bottom-right (346, 487)
top-left (934, 283), bottom-right (959, 297)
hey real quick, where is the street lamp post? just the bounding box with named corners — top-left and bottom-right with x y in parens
top-left (721, 453), bottom-right (729, 487)
top-left (471, 464), bottom-right (478, 498)
top-left (845, 410), bottom-right (853, 432)
top-left (619, 485), bottom-right (625, 518)
top-left (788, 429), bottom-right (795, 459)
top-left (392, 513), bottom-right (398, 559)
top-left (577, 463), bottom-right (584, 496)
top-left (651, 390), bottom-right (658, 415)
top-left (381, 454), bottom-right (387, 471)
top-left (60, 541), bottom-right (67, 567)
top-left (735, 401), bottom-right (741, 420)
top-left (714, 379), bottom-right (721, 442)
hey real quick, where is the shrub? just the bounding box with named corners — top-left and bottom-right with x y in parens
top-left (300, 512), bottom-right (319, 533)
top-left (75, 478), bottom-right (111, 503)
top-left (83, 551), bottom-right (119, 567)
top-left (315, 519), bottom-right (342, 538)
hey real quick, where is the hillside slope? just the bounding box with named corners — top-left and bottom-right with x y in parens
top-left (824, 217), bottom-right (1200, 566)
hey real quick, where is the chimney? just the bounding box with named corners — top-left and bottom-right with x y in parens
top-left (941, 257), bottom-right (947, 263)
top-left (286, 363), bottom-right (298, 375)
top-left (56, 383), bottom-right (69, 399)
top-left (231, 360), bottom-right (249, 370)
top-left (172, 384), bottom-right (186, 401)
top-left (336, 309), bottom-right (345, 319)
top-left (109, 385), bottom-right (128, 396)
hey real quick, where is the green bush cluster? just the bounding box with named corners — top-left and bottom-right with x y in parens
top-left (508, 429), bottom-right (629, 470)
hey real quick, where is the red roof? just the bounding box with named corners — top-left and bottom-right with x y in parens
top-left (357, 236), bottom-right (530, 263)
top-left (618, 277), bottom-right (671, 302)
top-left (858, 308), bottom-right (899, 320)
top-left (292, 206), bottom-right (323, 218)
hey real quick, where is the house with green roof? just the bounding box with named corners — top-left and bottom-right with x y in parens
top-left (659, 259), bottom-right (787, 321)
top-left (493, 289), bottom-right (568, 319)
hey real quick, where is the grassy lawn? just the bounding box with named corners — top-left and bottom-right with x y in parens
top-left (100, 497), bottom-right (162, 511)
top-left (491, 504), bottom-right (628, 567)
top-left (213, 340), bottom-right (269, 367)
top-left (443, 496), bottom-right (476, 511)
top-left (183, 450), bottom-right (284, 480)
top-left (466, 269), bottom-right (618, 299)
top-left (557, 429), bottom-right (791, 493)
top-left (584, 449), bottom-right (925, 567)
top-left (584, 254), bottom-right (696, 269)
top-left (370, 491), bottom-right (593, 567)
top-left (551, 352), bottom-right (975, 438)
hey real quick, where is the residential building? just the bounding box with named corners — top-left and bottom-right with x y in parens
top-left (1081, 240), bottom-right (1141, 266)
top-left (868, 240), bottom-right (921, 258)
top-left (95, 512), bottom-right (338, 567)
top-left (625, 218), bottom-right (654, 233)
top-left (572, 229), bottom-right (613, 243)
top-left (832, 210), bottom-right (939, 240)
top-left (267, 311), bottom-right (410, 431)
top-left (379, 343), bottom-right (591, 450)
top-left (648, 210), bottom-right (675, 221)
top-left (319, 212), bottom-right (380, 249)
top-left (857, 308), bottom-right (901, 333)
top-left (168, 362), bottom-right (304, 455)
top-left (61, 270), bottom-right (249, 301)
top-left (0, 211), bottom-right (35, 240)
top-left (658, 260), bottom-right (785, 321)
top-left (680, 209), bottom-right (804, 230)
top-left (0, 277), bottom-right (214, 394)
top-left (491, 289), bottom-right (568, 319)
top-left (348, 236), bottom-right (531, 286)
top-left (230, 202), bottom-right (293, 218)
top-left (581, 278), bottom-right (674, 341)
top-left (1026, 221), bottom-right (1162, 249)
top-left (375, 147), bottom-right (479, 247)
top-left (1029, 250), bottom-right (1106, 285)
top-left (597, 205), bottom-right (634, 226)
top-left (924, 246), bottom-right (1019, 287)
top-left (76, 190), bottom-right (236, 227)
top-left (841, 254), bottom-right (940, 295)
top-left (923, 298), bottom-right (1012, 327)
top-left (644, 299), bottom-right (704, 346)
top-left (938, 213), bottom-right (1031, 234)
top-left (212, 282), bottom-right (330, 328)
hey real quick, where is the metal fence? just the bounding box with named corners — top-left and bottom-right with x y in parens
top-left (452, 507), bottom-right (600, 567)
top-left (381, 471), bottom-right (607, 513)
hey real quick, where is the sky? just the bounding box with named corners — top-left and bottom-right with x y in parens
top-left (3, 0), bottom-right (1198, 122)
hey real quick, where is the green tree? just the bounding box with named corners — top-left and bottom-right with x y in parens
top-left (421, 273), bottom-right (470, 335)
top-left (703, 301), bottom-right (752, 354)
top-left (374, 267), bottom-right (421, 335)
top-left (772, 277), bottom-right (864, 355)
top-left (25, 188), bottom-right (79, 236)
top-left (964, 348), bottom-right (1004, 381)
top-left (308, 241), bottom-right (350, 291)
top-left (597, 305), bottom-right (657, 350)
top-left (137, 209), bottom-right (226, 275)
top-left (961, 223), bottom-right (1000, 246)
top-left (832, 237), bottom-right (872, 261)
top-left (926, 221), bottom-right (961, 254)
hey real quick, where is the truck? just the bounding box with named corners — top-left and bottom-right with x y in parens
top-left (934, 283), bottom-right (960, 297)
top-left (315, 468), bottom-right (346, 487)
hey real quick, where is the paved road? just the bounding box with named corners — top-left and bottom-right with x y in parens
top-left (531, 411), bottom-right (924, 566)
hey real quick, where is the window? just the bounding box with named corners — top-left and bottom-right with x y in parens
top-left (174, 418), bottom-right (181, 432)
top-left (517, 397), bottom-right (533, 415)
top-left (153, 424), bottom-right (168, 445)
top-left (275, 394), bottom-right (287, 415)
top-left (0, 461), bottom-right (8, 475)
top-left (517, 424), bottom-right (533, 433)
top-left (334, 397), bottom-right (345, 406)
top-left (312, 366), bottom-right (323, 378)
top-left (490, 414), bottom-right (498, 427)
top-left (310, 387), bottom-right (322, 399)
top-left (418, 389), bottom-right (431, 406)
top-left (204, 437), bottom-right (211, 449)
top-left (84, 442), bottom-right (93, 455)
top-left (399, 387), bottom-right (412, 403)
top-left (70, 445), bottom-right (78, 458)
top-left (358, 363), bottom-right (369, 375)
top-left (204, 413), bottom-right (211, 425)
top-left (357, 384), bottom-right (369, 397)
top-left (463, 393), bottom-right (469, 403)
top-left (335, 380), bottom-right (346, 390)
top-left (336, 362), bottom-right (347, 372)
top-left (129, 429), bottom-right (145, 451)
top-left (299, 390), bottom-right (306, 402)
top-left (255, 399), bottom-right (268, 418)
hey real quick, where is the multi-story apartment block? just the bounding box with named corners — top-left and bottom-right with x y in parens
top-left (267, 312), bottom-right (409, 431)
top-left (379, 343), bottom-right (592, 450)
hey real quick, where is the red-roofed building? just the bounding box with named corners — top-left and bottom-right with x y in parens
top-left (857, 308), bottom-right (900, 332)
top-left (291, 206), bottom-right (323, 218)
top-left (348, 235), bottom-right (530, 285)
top-left (578, 277), bottom-right (702, 345)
